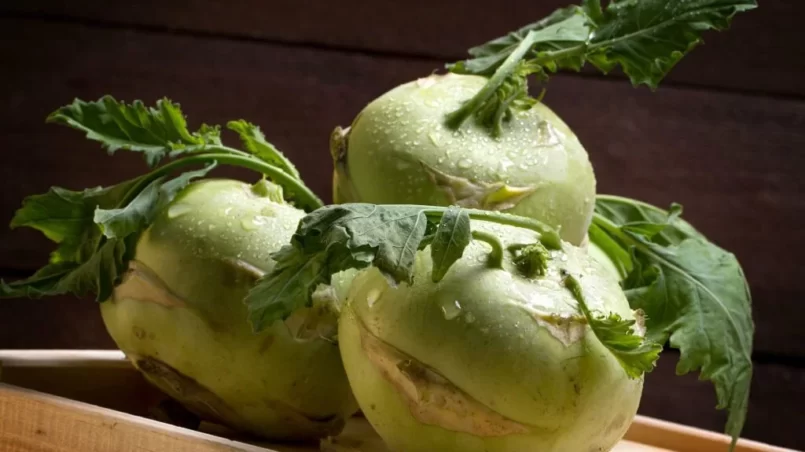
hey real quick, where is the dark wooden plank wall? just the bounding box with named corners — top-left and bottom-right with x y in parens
top-left (0, 2), bottom-right (803, 449)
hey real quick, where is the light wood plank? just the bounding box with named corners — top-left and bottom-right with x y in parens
top-left (626, 416), bottom-right (798, 452)
top-left (0, 383), bottom-right (272, 452)
top-left (0, 352), bottom-right (797, 451)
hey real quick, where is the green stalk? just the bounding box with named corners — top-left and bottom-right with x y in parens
top-left (120, 153), bottom-right (324, 212)
top-left (466, 209), bottom-right (561, 249)
top-left (417, 205), bottom-right (562, 249)
top-left (444, 38), bottom-right (586, 133)
top-left (445, 31), bottom-right (540, 130)
top-left (471, 230), bottom-right (504, 269)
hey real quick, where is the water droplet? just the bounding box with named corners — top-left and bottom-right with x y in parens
top-left (499, 159), bottom-right (514, 172)
top-left (441, 300), bottom-right (462, 320)
top-left (465, 312), bottom-right (476, 324)
top-left (367, 289), bottom-right (381, 308)
top-left (457, 158), bottom-right (472, 169)
top-left (224, 207), bottom-right (233, 215)
top-left (241, 217), bottom-right (258, 231)
top-left (208, 224), bottom-right (216, 230)
top-left (167, 204), bottom-right (192, 219)
top-left (428, 132), bottom-right (442, 147)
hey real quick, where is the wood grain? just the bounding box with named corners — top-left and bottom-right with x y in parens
top-left (0, 369), bottom-right (794, 451)
top-left (0, 383), bottom-right (662, 452)
top-left (0, 18), bottom-right (803, 359)
top-left (0, 1), bottom-right (800, 96)
top-left (0, 383), bottom-right (272, 452)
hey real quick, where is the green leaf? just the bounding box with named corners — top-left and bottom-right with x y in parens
top-left (2, 165), bottom-right (216, 302)
top-left (245, 204), bottom-right (436, 329)
top-left (430, 206), bottom-right (471, 282)
top-left (586, 0), bottom-right (758, 89)
top-left (450, 6), bottom-right (588, 76)
top-left (563, 272), bottom-right (662, 379)
top-left (627, 235), bottom-right (752, 446)
top-left (245, 242), bottom-right (375, 331)
top-left (47, 96), bottom-right (222, 166)
top-left (587, 222), bottom-right (632, 278)
top-left (9, 179), bottom-right (142, 264)
top-left (590, 195), bottom-right (753, 448)
top-left (445, 10), bottom-right (590, 133)
top-left (94, 163), bottom-right (216, 239)
top-left (227, 120), bottom-right (301, 180)
top-left (446, 0), bottom-right (757, 135)
top-left (595, 195), bottom-right (701, 246)
top-left (0, 235), bottom-right (135, 301)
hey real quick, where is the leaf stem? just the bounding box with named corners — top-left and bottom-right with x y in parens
top-left (418, 206), bottom-right (561, 249)
top-left (196, 145), bottom-right (253, 159)
top-left (591, 213), bottom-right (626, 241)
top-left (445, 31), bottom-right (539, 130)
top-left (445, 36), bottom-right (587, 133)
top-left (471, 230), bottom-right (504, 269)
top-left (467, 209), bottom-right (562, 249)
top-left (120, 153), bottom-right (324, 211)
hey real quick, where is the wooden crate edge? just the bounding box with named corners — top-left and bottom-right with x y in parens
top-left (0, 382), bottom-right (274, 452)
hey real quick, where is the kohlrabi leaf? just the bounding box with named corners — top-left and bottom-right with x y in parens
top-left (595, 195), bottom-right (702, 245)
top-left (563, 272), bottom-right (662, 379)
top-left (587, 222), bottom-right (632, 278)
top-left (227, 120), bottom-right (301, 180)
top-left (44, 96), bottom-right (324, 211)
top-left (245, 204), bottom-right (567, 330)
top-left (450, 6), bottom-right (589, 76)
top-left (245, 242), bottom-right (375, 331)
top-left (446, 0), bottom-right (757, 135)
top-left (8, 179), bottom-right (143, 264)
top-left (47, 96), bottom-right (222, 166)
top-left (245, 204), bottom-right (433, 329)
top-left (590, 195), bottom-right (753, 449)
top-left (94, 163), bottom-right (216, 239)
top-left (0, 234), bottom-right (136, 301)
top-left (2, 165), bottom-right (217, 302)
top-left (585, 0), bottom-right (758, 89)
top-left (430, 206), bottom-right (471, 283)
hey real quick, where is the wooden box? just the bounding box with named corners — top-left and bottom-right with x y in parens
top-left (0, 350), bottom-right (793, 452)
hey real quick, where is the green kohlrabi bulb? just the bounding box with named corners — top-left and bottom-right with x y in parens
top-left (338, 220), bottom-right (643, 452)
top-left (100, 178), bottom-right (359, 440)
top-left (332, 73), bottom-right (597, 246)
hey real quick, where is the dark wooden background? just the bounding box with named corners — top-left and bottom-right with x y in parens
top-left (0, 1), bottom-right (803, 449)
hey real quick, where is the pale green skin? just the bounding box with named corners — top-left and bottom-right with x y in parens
top-left (100, 179), bottom-right (359, 440)
top-left (334, 73), bottom-right (596, 246)
top-left (338, 221), bottom-right (643, 452)
top-left (587, 240), bottom-right (623, 282)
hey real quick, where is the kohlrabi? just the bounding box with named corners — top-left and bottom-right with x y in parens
top-left (331, 73), bottom-right (596, 246)
top-left (0, 97), bottom-right (358, 440)
top-left (245, 204), bottom-right (661, 451)
top-left (317, 0), bottom-right (757, 449)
